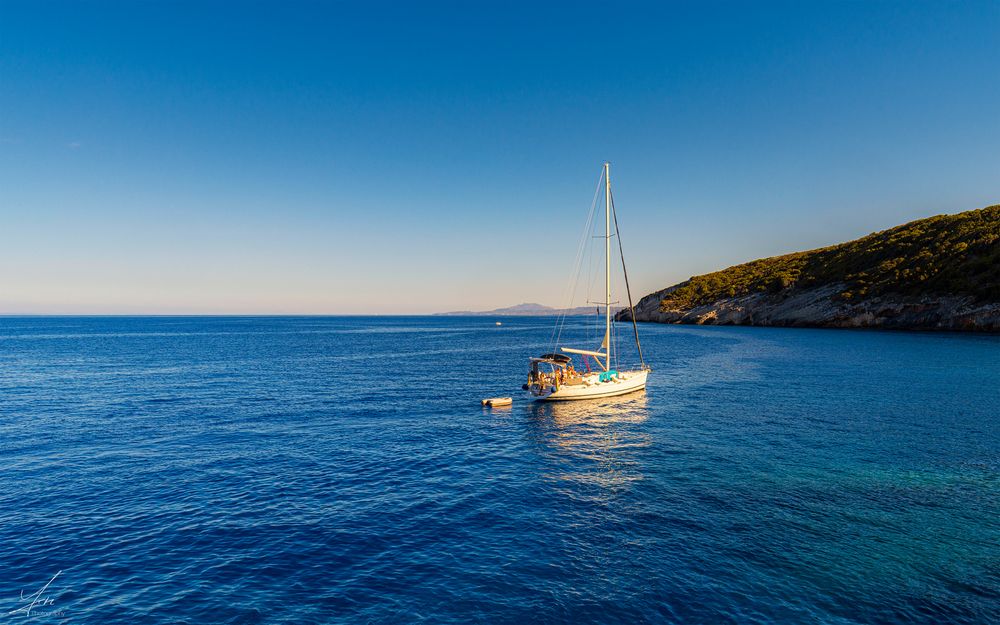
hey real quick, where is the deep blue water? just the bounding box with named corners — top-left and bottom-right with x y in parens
top-left (1, 316), bottom-right (998, 624)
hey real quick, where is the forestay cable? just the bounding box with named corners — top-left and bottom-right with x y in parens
top-left (610, 188), bottom-right (645, 368)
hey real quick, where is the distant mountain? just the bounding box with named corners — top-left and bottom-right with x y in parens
top-left (437, 302), bottom-right (622, 316)
top-left (619, 205), bottom-right (999, 331)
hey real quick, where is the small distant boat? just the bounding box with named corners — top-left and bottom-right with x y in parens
top-left (495, 321), bottom-right (502, 326)
top-left (524, 163), bottom-right (650, 401)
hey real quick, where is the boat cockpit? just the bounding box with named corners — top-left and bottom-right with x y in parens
top-left (524, 353), bottom-right (586, 393)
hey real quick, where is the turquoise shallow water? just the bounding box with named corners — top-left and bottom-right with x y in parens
top-left (1, 316), bottom-right (998, 624)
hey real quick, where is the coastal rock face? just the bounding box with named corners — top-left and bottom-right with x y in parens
top-left (620, 205), bottom-right (999, 331)
top-left (624, 282), bottom-right (1000, 331)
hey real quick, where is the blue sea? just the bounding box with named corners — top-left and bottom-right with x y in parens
top-left (1, 316), bottom-right (997, 624)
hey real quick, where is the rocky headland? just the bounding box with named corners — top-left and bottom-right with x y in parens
top-left (620, 205), bottom-right (999, 331)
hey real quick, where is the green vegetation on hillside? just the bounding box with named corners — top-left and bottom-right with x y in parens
top-left (662, 205), bottom-right (1000, 309)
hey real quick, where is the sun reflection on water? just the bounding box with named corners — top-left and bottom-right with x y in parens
top-left (527, 393), bottom-right (652, 490)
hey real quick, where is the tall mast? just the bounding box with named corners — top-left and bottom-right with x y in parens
top-left (604, 162), bottom-right (611, 371)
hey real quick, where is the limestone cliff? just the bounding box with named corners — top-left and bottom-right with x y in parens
top-left (620, 205), bottom-right (999, 331)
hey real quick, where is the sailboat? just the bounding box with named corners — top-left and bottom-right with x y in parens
top-left (525, 163), bottom-right (650, 401)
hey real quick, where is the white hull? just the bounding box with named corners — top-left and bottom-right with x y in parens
top-left (532, 369), bottom-right (648, 401)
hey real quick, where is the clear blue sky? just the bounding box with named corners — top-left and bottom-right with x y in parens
top-left (1, 1), bottom-right (997, 314)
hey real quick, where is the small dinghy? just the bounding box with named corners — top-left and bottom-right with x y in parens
top-left (482, 396), bottom-right (512, 407)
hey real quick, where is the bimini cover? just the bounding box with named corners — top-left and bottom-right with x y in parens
top-left (539, 353), bottom-right (572, 363)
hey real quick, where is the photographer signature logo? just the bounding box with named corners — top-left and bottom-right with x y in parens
top-left (8, 571), bottom-right (63, 618)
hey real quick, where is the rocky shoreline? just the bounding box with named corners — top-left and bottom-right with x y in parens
top-left (620, 282), bottom-right (1000, 331)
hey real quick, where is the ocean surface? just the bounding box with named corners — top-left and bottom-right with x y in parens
top-left (1, 316), bottom-right (997, 624)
